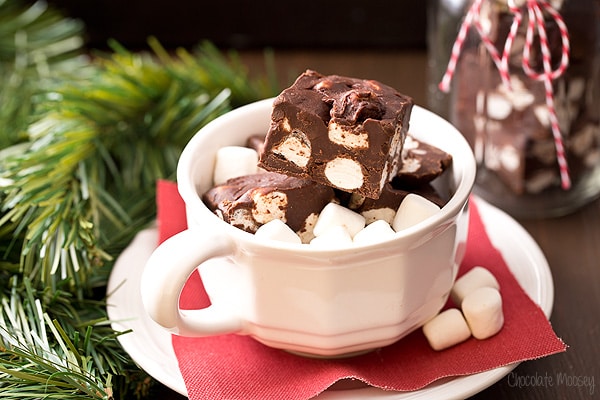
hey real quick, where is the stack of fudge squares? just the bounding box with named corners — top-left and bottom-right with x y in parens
top-left (451, 2), bottom-right (600, 195)
top-left (203, 70), bottom-right (453, 246)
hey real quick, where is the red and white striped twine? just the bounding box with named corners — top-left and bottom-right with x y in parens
top-left (439, 0), bottom-right (572, 190)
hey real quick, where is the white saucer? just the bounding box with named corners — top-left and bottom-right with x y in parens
top-left (106, 196), bottom-right (554, 399)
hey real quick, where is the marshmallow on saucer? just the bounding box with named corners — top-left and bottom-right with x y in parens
top-left (213, 146), bottom-right (259, 185)
top-left (462, 287), bottom-right (504, 340)
top-left (254, 219), bottom-right (302, 244)
top-left (422, 308), bottom-right (471, 351)
top-left (313, 202), bottom-right (366, 238)
top-left (353, 219), bottom-right (396, 245)
top-left (451, 266), bottom-right (500, 306)
top-left (392, 193), bottom-right (440, 232)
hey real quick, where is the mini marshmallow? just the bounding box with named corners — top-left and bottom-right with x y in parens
top-left (313, 202), bottom-right (366, 238)
top-left (254, 219), bottom-right (302, 244)
top-left (309, 225), bottom-right (353, 248)
top-left (486, 92), bottom-right (512, 120)
top-left (462, 287), bottom-right (504, 340)
top-left (451, 266), bottom-right (500, 306)
top-left (353, 219), bottom-right (396, 245)
top-left (392, 193), bottom-right (440, 232)
top-left (422, 308), bottom-right (471, 351)
top-left (213, 146), bottom-right (259, 185)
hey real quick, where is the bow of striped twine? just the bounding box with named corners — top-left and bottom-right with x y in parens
top-left (439, 0), bottom-right (572, 190)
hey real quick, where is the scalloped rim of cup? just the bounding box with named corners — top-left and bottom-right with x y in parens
top-left (177, 98), bottom-right (476, 253)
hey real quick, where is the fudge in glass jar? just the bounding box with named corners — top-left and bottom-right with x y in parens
top-left (428, 0), bottom-right (600, 217)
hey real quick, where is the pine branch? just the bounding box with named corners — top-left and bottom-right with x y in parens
top-left (0, 278), bottom-right (113, 399)
top-left (0, 2), bottom-right (279, 398)
top-left (1, 39), bottom-right (277, 297)
top-left (0, 0), bottom-right (85, 149)
top-left (0, 30), bottom-right (277, 400)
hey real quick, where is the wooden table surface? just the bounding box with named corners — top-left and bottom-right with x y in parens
top-left (150, 50), bottom-right (599, 399)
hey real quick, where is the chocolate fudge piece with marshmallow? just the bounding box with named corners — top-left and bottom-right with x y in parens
top-left (451, 3), bottom-right (600, 195)
top-left (394, 135), bottom-right (453, 187)
top-left (258, 70), bottom-right (413, 199)
top-left (346, 182), bottom-right (446, 225)
top-left (202, 171), bottom-right (335, 236)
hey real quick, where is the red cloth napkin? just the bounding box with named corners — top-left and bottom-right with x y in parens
top-left (156, 180), bottom-right (566, 400)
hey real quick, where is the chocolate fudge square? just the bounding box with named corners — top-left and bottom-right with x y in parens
top-left (258, 70), bottom-right (413, 199)
top-left (202, 171), bottom-right (335, 237)
top-left (394, 135), bottom-right (453, 187)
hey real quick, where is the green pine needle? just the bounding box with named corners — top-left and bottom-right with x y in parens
top-left (0, 0), bottom-right (86, 149)
top-left (0, 1), bottom-right (279, 398)
top-left (1, 39), bottom-right (277, 295)
top-left (0, 278), bottom-right (114, 399)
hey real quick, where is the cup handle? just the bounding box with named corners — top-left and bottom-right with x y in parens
top-left (140, 228), bottom-right (242, 337)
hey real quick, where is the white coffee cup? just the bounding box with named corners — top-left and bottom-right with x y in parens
top-left (140, 98), bottom-right (476, 357)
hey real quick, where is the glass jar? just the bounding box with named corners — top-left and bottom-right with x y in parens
top-left (427, 0), bottom-right (600, 218)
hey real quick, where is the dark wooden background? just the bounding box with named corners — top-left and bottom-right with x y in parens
top-left (46, 0), bottom-right (427, 51)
